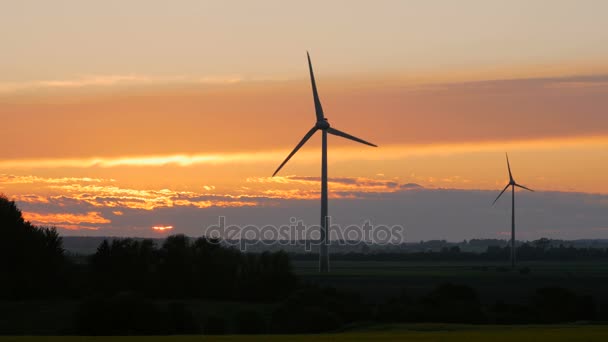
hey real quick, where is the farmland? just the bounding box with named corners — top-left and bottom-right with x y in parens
top-left (294, 259), bottom-right (608, 304)
top-left (0, 324), bottom-right (607, 341)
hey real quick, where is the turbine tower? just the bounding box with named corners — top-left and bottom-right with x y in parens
top-left (492, 153), bottom-right (534, 268)
top-left (273, 52), bottom-right (377, 273)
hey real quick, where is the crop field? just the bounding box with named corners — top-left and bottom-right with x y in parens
top-left (293, 260), bottom-right (608, 303)
top-left (0, 325), bottom-right (607, 341)
top-left (2, 260), bottom-right (607, 336)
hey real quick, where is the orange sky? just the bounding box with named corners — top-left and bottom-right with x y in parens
top-left (2, 1), bottom-right (608, 237)
top-left (2, 71), bottom-right (608, 235)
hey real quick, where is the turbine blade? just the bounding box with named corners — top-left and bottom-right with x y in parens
top-left (515, 183), bottom-right (534, 192)
top-left (327, 127), bottom-right (377, 147)
top-left (272, 126), bottom-right (318, 176)
top-left (307, 52), bottom-right (324, 121)
top-left (506, 152), bottom-right (513, 181)
top-left (492, 184), bottom-right (510, 205)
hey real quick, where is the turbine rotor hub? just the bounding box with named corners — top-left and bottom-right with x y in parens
top-left (316, 119), bottom-right (330, 130)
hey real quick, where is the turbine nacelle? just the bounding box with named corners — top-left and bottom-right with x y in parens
top-left (492, 153), bottom-right (535, 269)
top-left (272, 52), bottom-right (377, 178)
top-left (316, 119), bottom-right (330, 130)
top-left (492, 153), bottom-right (534, 206)
top-left (271, 52), bottom-right (378, 273)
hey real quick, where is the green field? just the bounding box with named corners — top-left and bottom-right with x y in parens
top-left (1, 325), bottom-right (607, 341)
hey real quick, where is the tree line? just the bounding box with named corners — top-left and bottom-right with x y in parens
top-left (290, 242), bottom-right (608, 262)
top-left (0, 195), bottom-right (605, 335)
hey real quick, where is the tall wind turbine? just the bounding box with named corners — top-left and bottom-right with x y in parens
top-left (492, 153), bottom-right (534, 268)
top-left (273, 52), bottom-right (377, 273)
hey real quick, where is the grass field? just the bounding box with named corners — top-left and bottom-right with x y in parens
top-left (0, 325), bottom-right (607, 341)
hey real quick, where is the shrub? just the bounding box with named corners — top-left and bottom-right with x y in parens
top-left (234, 310), bottom-right (267, 334)
top-left (204, 315), bottom-right (227, 335)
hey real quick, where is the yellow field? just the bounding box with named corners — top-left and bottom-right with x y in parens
top-left (1, 325), bottom-right (608, 341)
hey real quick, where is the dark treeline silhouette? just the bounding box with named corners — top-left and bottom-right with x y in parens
top-left (0, 195), bottom-right (296, 302)
top-left (87, 234), bottom-right (296, 300)
top-left (0, 195), bottom-right (67, 299)
top-left (0, 195), bottom-right (606, 335)
top-left (290, 241), bottom-right (608, 262)
top-left (202, 238), bottom-right (608, 255)
top-left (376, 283), bottom-right (597, 324)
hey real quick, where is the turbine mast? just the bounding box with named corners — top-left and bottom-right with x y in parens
top-left (511, 184), bottom-right (515, 269)
top-left (320, 130), bottom-right (329, 272)
top-left (272, 52), bottom-right (376, 273)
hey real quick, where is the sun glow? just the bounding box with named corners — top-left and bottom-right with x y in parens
top-left (152, 225), bottom-right (174, 232)
top-left (1, 135), bottom-right (608, 170)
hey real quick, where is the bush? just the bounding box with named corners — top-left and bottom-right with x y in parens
top-left (271, 305), bottom-right (343, 333)
top-left (375, 289), bottom-right (412, 322)
top-left (165, 302), bottom-right (200, 334)
top-left (533, 287), bottom-right (595, 322)
top-left (204, 315), bottom-right (226, 335)
top-left (74, 293), bottom-right (165, 335)
top-left (417, 283), bottom-right (486, 323)
top-left (234, 310), bottom-right (267, 334)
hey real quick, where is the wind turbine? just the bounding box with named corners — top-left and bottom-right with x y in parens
top-left (492, 153), bottom-right (534, 268)
top-left (273, 52), bottom-right (377, 273)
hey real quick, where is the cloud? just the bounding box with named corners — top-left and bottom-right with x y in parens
top-left (1, 134), bottom-right (608, 171)
top-left (0, 174), bottom-right (113, 184)
top-left (288, 176), bottom-right (399, 188)
top-left (23, 211), bottom-right (110, 226)
top-left (400, 183), bottom-right (424, 189)
top-left (12, 194), bottom-right (50, 203)
top-left (435, 74), bottom-right (608, 90)
top-left (17, 183), bottom-right (262, 212)
top-left (9, 173), bottom-right (608, 240)
top-left (53, 188), bottom-right (608, 240)
top-left (0, 74), bottom-right (244, 93)
top-left (246, 175), bottom-right (408, 199)
top-left (0, 152), bottom-right (281, 169)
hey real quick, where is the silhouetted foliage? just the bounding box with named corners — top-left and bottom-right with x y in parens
top-left (239, 251), bottom-right (298, 301)
top-left (532, 287), bottom-right (596, 322)
top-left (271, 285), bottom-right (365, 333)
top-left (234, 310), bottom-right (267, 334)
top-left (272, 304), bottom-right (343, 334)
top-left (75, 293), bottom-right (165, 335)
top-left (88, 238), bottom-right (157, 295)
top-left (290, 238), bottom-right (608, 262)
top-left (3, 197), bottom-right (607, 334)
top-left (165, 302), bottom-right (200, 335)
top-left (86, 235), bottom-right (296, 301)
top-left (375, 289), bottom-right (413, 322)
top-left (75, 293), bottom-right (201, 335)
top-left (0, 195), bottom-right (67, 298)
top-left (376, 283), bottom-right (485, 324)
top-left (490, 299), bottom-right (536, 324)
top-left (203, 315), bottom-right (226, 335)
top-left (419, 283), bottom-right (485, 323)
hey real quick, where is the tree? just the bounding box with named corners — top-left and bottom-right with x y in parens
top-left (0, 194), bottom-right (67, 298)
top-left (88, 238), bottom-right (158, 295)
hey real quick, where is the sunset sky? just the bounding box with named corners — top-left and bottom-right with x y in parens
top-left (2, 0), bottom-right (608, 240)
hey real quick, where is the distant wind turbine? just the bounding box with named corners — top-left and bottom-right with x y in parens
top-left (273, 52), bottom-right (377, 273)
top-left (492, 153), bottom-right (534, 268)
